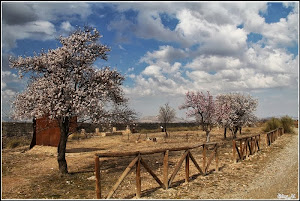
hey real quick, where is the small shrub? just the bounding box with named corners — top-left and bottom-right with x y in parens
top-left (263, 118), bottom-right (281, 132)
top-left (280, 116), bottom-right (295, 133)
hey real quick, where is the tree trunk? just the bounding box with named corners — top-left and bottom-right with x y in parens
top-left (57, 116), bottom-right (70, 174)
top-left (164, 123), bottom-right (168, 138)
top-left (224, 127), bottom-right (227, 139)
top-left (239, 127), bottom-right (242, 135)
top-left (206, 130), bottom-right (210, 142)
top-left (30, 117), bottom-right (37, 149)
top-left (233, 126), bottom-right (238, 139)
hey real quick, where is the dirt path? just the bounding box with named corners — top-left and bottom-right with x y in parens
top-left (221, 129), bottom-right (298, 199)
top-left (143, 130), bottom-right (299, 199)
top-left (231, 129), bottom-right (298, 199)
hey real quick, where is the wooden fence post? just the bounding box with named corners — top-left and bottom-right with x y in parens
top-left (136, 154), bottom-right (141, 198)
top-left (254, 136), bottom-right (257, 152)
top-left (258, 134), bottom-right (261, 150)
top-left (95, 156), bottom-right (101, 199)
top-left (185, 150), bottom-right (190, 183)
top-left (203, 144), bottom-right (207, 173)
top-left (232, 140), bottom-right (236, 163)
top-left (163, 150), bottom-right (169, 190)
top-left (245, 139), bottom-right (248, 158)
top-left (215, 144), bottom-right (219, 172)
top-left (239, 140), bottom-right (243, 160)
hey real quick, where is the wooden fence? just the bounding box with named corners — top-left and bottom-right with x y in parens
top-left (232, 134), bottom-right (261, 163)
top-left (266, 127), bottom-right (284, 146)
top-left (94, 142), bottom-right (219, 199)
top-left (94, 129), bottom-right (286, 199)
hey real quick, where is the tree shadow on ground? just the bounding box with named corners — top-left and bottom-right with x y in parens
top-left (123, 164), bottom-right (226, 199)
top-left (66, 147), bottom-right (105, 153)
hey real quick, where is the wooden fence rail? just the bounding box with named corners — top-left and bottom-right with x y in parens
top-left (95, 130), bottom-right (285, 199)
top-left (95, 142), bottom-right (219, 199)
top-left (232, 134), bottom-right (261, 163)
top-left (266, 127), bottom-right (284, 146)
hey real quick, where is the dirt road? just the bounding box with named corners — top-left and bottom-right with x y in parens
top-left (230, 129), bottom-right (298, 199)
top-left (143, 130), bottom-right (299, 199)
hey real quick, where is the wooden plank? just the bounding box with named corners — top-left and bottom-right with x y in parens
top-left (271, 132), bottom-right (273, 143)
top-left (168, 150), bottom-right (189, 187)
top-left (205, 145), bottom-right (216, 172)
top-left (95, 156), bottom-right (101, 199)
top-left (250, 137), bottom-right (254, 154)
top-left (242, 141), bottom-right (247, 159)
top-left (255, 137), bottom-right (258, 151)
top-left (95, 141), bottom-right (224, 158)
top-left (136, 156), bottom-right (141, 199)
top-left (140, 157), bottom-right (165, 189)
top-left (232, 140), bottom-right (236, 163)
top-left (96, 143), bottom-right (204, 157)
top-left (203, 144), bottom-right (207, 172)
top-left (240, 140), bottom-right (244, 160)
top-left (245, 139), bottom-right (248, 158)
top-left (163, 150), bottom-right (169, 190)
top-left (235, 143), bottom-right (241, 159)
top-left (185, 151), bottom-right (190, 183)
top-left (215, 144), bottom-right (219, 172)
top-left (258, 135), bottom-right (261, 150)
top-left (189, 151), bottom-right (204, 175)
top-left (247, 140), bottom-right (252, 155)
top-left (235, 134), bottom-right (260, 141)
top-left (106, 156), bottom-right (139, 199)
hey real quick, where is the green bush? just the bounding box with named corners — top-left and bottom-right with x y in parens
top-left (280, 116), bottom-right (295, 133)
top-left (263, 118), bottom-right (282, 132)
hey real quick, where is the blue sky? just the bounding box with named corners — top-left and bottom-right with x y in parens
top-left (1, 1), bottom-right (299, 121)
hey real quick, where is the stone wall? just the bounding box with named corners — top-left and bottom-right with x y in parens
top-left (2, 122), bottom-right (33, 138)
top-left (2, 121), bottom-right (199, 138)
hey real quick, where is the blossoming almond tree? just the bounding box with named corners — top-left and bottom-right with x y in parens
top-left (9, 27), bottom-right (135, 174)
top-left (216, 93), bottom-right (258, 139)
top-left (179, 91), bottom-right (230, 142)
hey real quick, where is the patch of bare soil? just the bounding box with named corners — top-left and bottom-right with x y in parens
top-left (1, 127), bottom-right (298, 199)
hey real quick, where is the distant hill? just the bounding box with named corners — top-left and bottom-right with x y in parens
top-left (138, 116), bottom-right (193, 123)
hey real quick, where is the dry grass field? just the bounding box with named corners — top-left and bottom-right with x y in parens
top-left (2, 126), bottom-right (298, 199)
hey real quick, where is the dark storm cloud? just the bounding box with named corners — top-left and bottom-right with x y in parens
top-left (2, 53), bottom-right (12, 71)
top-left (2, 3), bottom-right (38, 25)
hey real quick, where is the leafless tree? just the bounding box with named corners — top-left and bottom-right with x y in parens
top-left (158, 103), bottom-right (176, 137)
